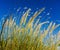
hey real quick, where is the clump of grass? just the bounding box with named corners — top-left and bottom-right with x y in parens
top-left (0, 8), bottom-right (60, 50)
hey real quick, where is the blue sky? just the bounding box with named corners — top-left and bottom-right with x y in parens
top-left (0, 0), bottom-right (60, 36)
top-left (0, 0), bottom-right (60, 24)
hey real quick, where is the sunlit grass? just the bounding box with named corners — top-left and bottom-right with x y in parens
top-left (0, 8), bottom-right (60, 50)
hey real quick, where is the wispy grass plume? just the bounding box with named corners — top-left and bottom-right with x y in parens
top-left (0, 8), bottom-right (60, 50)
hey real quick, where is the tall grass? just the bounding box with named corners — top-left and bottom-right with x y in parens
top-left (0, 8), bottom-right (60, 50)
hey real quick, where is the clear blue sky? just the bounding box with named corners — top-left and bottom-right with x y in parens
top-left (0, 0), bottom-right (60, 24)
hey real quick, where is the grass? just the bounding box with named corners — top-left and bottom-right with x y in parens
top-left (0, 8), bottom-right (60, 50)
